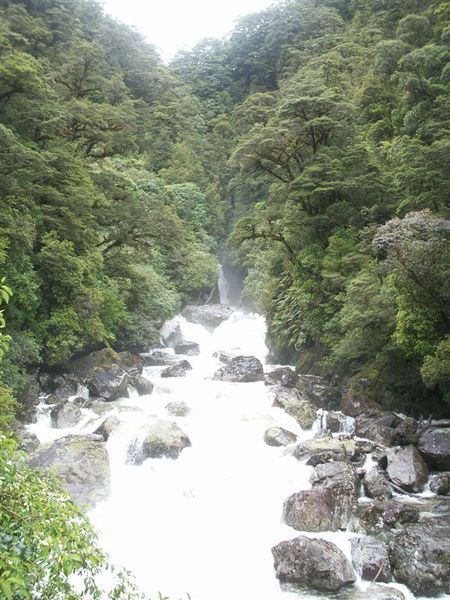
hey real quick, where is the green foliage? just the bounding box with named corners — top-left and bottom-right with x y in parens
top-left (0, 437), bottom-right (142, 599)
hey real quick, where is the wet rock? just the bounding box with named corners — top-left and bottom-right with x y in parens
top-left (213, 351), bottom-right (234, 365)
top-left (354, 415), bottom-right (400, 447)
top-left (272, 386), bottom-right (317, 429)
top-left (174, 341), bottom-right (200, 356)
top-left (417, 427), bottom-right (450, 470)
top-left (127, 419), bottom-right (191, 463)
top-left (213, 356), bottom-right (264, 383)
top-left (340, 381), bottom-right (383, 417)
top-left (67, 348), bottom-right (143, 401)
top-left (17, 429), bottom-right (40, 452)
top-left (94, 415), bottom-right (121, 441)
top-left (18, 372), bottom-right (43, 423)
top-left (134, 375), bottom-right (154, 395)
top-left (166, 401), bottom-right (191, 417)
top-left (349, 584), bottom-right (405, 600)
top-left (141, 351), bottom-right (179, 366)
top-left (181, 304), bottom-right (232, 330)
top-left (429, 472), bottom-right (450, 495)
top-left (272, 535), bottom-right (356, 592)
top-left (29, 434), bottom-right (110, 508)
top-left (264, 367), bottom-right (298, 388)
top-left (351, 537), bottom-right (392, 583)
top-left (294, 434), bottom-right (358, 465)
top-left (389, 524), bottom-right (450, 596)
top-left (395, 416), bottom-right (419, 446)
top-left (386, 445), bottom-right (429, 493)
top-left (297, 374), bottom-right (339, 409)
top-left (50, 400), bottom-right (82, 429)
top-left (264, 427), bottom-right (297, 447)
top-left (284, 462), bottom-right (358, 532)
top-left (161, 361), bottom-right (192, 378)
top-left (160, 319), bottom-right (183, 347)
top-left (360, 500), bottom-right (419, 534)
top-left (363, 468), bottom-right (393, 500)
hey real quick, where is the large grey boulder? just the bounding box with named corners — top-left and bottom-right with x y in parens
top-left (182, 304), bottom-right (232, 330)
top-left (429, 472), bottom-right (450, 495)
top-left (283, 461), bottom-right (359, 531)
top-left (351, 536), bottom-right (392, 583)
top-left (360, 500), bottom-right (419, 534)
top-left (127, 419), bottom-right (191, 464)
top-left (283, 488), bottom-right (345, 532)
top-left (50, 400), bottom-right (82, 429)
top-left (160, 319), bottom-right (183, 347)
top-left (350, 585), bottom-right (405, 600)
top-left (141, 351), bottom-right (179, 366)
top-left (161, 361), bottom-right (192, 378)
top-left (389, 524), bottom-right (450, 596)
top-left (94, 415), bottom-right (121, 441)
top-left (67, 348), bottom-right (143, 401)
top-left (363, 468), bottom-right (393, 500)
top-left (294, 433), bottom-right (358, 465)
top-left (264, 367), bottom-right (298, 388)
top-left (166, 401), bottom-right (191, 417)
top-left (29, 434), bottom-right (110, 508)
top-left (264, 427), bottom-right (297, 447)
top-left (297, 374), bottom-right (338, 409)
top-left (134, 375), bottom-right (154, 395)
top-left (174, 341), bottom-right (200, 356)
top-left (418, 428), bottom-right (450, 470)
top-left (214, 355), bottom-right (264, 383)
top-left (272, 535), bottom-right (356, 592)
top-left (272, 386), bottom-right (316, 429)
top-left (386, 445), bottom-right (429, 493)
top-left (354, 414), bottom-right (400, 447)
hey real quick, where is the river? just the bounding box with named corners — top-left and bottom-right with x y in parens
top-left (28, 271), bottom-right (425, 600)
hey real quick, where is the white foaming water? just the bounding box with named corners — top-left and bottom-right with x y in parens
top-left (28, 306), bottom-right (432, 600)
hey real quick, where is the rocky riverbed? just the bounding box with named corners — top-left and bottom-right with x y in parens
top-left (17, 303), bottom-right (450, 599)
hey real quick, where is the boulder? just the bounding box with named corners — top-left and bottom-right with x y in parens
top-left (161, 361), bottom-right (192, 378)
top-left (174, 341), bottom-right (200, 356)
top-left (429, 472), bottom-right (450, 495)
top-left (17, 429), bottom-right (40, 452)
top-left (213, 351), bottom-right (234, 365)
top-left (386, 445), bottom-right (429, 493)
top-left (363, 468), bottom-right (393, 500)
top-left (294, 434), bottom-right (358, 465)
top-left (360, 500), bottom-right (419, 534)
top-left (264, 427), bottom-right (297, 447)
top-left (389, 524), bottom-right (450, 596)
top-left (354, 415), bottom-right (400, 447)
top-left (67, 348), bottom-right (143, 401)
top-left (214, 355), bottom-right (264, 383)
top-left (297, 374), bottom-right (339, 409)
top-left (272, 386), bottom-right (317, 429)
top-left (134, 375), bottom-right (154, 395)
top-left (94, 415), bottom-right (121, 441)
top-left (284, 463), bottom-right (358, 532)
top-left (264, 367), bottom-right (298, 388)
top-left (127, 419), bottom-right (191, 463)
top-left (181, 304), bottom-right (232, 330)
top-left (29, 434), bottom-right (110, 507)
top-left (17, 372), bottom-right (43, 423)
top-left (349, 585), bottom-right (405, 600)
top-left (351, 536), bottom-right (392, 583)
top-left (340, 381), bottom-right (382, 417)
top-left (50, 400), bottom-right (82, 429)
top-left (395, 416), bottom-right (419, 446)
top-left (141, 351), bottom-right (179, 366)
top-left (417, 427), bottom-right (450, 470)
top-left (272, 535), bottom-right (356, 592)
top-left (166, 401), bottom-right (191, 417)
top-left (160, 319), bottom-right (183, 347)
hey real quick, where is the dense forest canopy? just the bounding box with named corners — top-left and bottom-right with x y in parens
top-left (0, 0), bottom-right (449, 596)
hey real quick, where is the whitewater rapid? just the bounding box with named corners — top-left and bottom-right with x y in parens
top-left (28, 293), bottom-right (424, 599)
